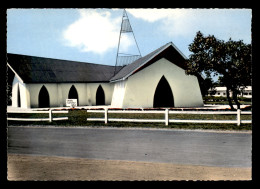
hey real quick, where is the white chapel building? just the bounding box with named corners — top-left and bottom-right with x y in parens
top-left (7, 42), bottom-right (204, 109)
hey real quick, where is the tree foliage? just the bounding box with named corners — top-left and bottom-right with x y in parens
top-left (186, 31), bottom-right (252, 110)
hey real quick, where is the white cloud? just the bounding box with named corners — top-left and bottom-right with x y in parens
top-left (126, 8), bottom-right (175, 22)
top-left (126, 9), bottom-right (206, 38)
top-left (62, 9), bottom-right (133, 54)
top-left (62, 9), bottom-right (251, 55)
top-left (127, 9), bottom-right (251, 43)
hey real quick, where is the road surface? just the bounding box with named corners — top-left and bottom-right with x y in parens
top-left (8, 126), bottom-right (252, 168)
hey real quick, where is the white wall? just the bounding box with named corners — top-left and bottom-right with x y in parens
top-left (58, 83), bottom-right (86, 106)
top-left (27, 83), bottom-right (58, 108)
top-left (25, 82), bottom-right (114, 108)
top-left (86, 83), bottom-right (114, 106)
top-left (112, 58), bottom-right (203, 108)
top-left (11, 76), bottom-right (19, 107)
top-left (11, 58), bottom-right (203, 109)
top-left (12, 76), bottom-right (30, 108)
top-left (111, 80), bottom-right (127, 107)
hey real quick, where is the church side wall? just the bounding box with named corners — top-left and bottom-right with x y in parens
top-left (121, 58), bottom-right (204, 108)
top-left (11, 76), bottom-right (20, 108)
top-left (111, 80), bottom-right (127, 108)
top-left (12, 76), bottom-right (30, 108)
top-left (87, 83), bottom-right (114, 106)
top-left (58, 83), bottom-right (87, 106)
top-left (27, 83), bottom-right (59, 108)
top-left (26, 82), bottom-right (114, 108)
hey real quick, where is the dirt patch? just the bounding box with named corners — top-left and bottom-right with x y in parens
top-left (7, 154), bottom-right (251, 181)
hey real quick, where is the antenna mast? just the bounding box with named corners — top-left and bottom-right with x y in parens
top-left (114, 9), bottom-right (142, 75)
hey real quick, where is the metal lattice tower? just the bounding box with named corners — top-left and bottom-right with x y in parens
top-left (114, 9), bottom-right (142, 75)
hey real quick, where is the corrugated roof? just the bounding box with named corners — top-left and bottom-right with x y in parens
top-left (7, 53), bottom-right (119, 83)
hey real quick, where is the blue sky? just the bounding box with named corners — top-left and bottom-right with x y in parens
top-left (7, 8), bottom-right (252, 68)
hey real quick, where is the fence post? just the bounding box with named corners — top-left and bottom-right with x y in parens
top-left (104, 108), bottom-right (108, 124)
top-left (49, 109), bottom-right (53, 122)
top-left (165, 108), bottom-right (169, 126)
top-left (237, 109), bottom-right (241, 126)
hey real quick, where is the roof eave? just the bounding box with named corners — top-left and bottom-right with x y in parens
top-left (110, 77), bottom-right (126, 83)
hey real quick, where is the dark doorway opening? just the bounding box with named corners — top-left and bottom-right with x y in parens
top-left (153, 76), bottom-right (174, 108)
top-left (38, 86), bottom-right (50, 108)
top-left (68, 85), bottom-right (79, 106)
top-left (17, 85), bottom-right (21, 107)
top-left (96, 85), bottom-right (105, 105)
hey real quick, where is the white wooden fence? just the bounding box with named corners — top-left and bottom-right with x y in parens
top-left (7, 109), bottom-right (69, 122)
top-left (87, 108), bottom-right (251, 126)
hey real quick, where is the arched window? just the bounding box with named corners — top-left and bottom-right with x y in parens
top-left (96, 85), bottom-right (105, 105)
top-left (38, 85), bottom-right (50, 108)
top-left (68, 85), bottom-right (79, 106)
top-left (153, 76), bottom-right (174, 108)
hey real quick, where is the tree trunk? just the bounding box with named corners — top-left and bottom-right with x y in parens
top-left (232, 90), bottom-right (241, 110)
top-left (226, 87), bottom-right (235, 110)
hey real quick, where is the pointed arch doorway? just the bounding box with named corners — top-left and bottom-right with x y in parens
top-left (96, 85), bottom-right (105, 105)
top-left (153, 76), bottom-right (174, 108)
top-left (38, 86), bottom-right (50, 108)
top-left (17, 84), bottom-right (21, 107)
top-left (68, 85), bottom-right (79, 106)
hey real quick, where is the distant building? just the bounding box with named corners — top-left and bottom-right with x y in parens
top-left (208, 86), bottom-right (252, 98)
top-left (7, 42), bottom-right (204, 109)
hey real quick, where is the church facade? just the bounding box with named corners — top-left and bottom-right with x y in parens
top-left (7, 42), bottom-right (204, 109)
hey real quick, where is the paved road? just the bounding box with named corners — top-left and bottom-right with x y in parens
top-left (7, 126), bottom-right (252, 167)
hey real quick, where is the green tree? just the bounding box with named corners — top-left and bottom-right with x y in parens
top-left (186, 31), bottom-right (252, 110)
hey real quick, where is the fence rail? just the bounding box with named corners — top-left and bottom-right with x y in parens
top-left (7, 109), bottom-right (69, 122)
top-left (87, 108), bottom-right (251, 126)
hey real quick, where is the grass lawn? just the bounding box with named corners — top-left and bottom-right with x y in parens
top-left (7, 109), bottom-right (252, 131)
